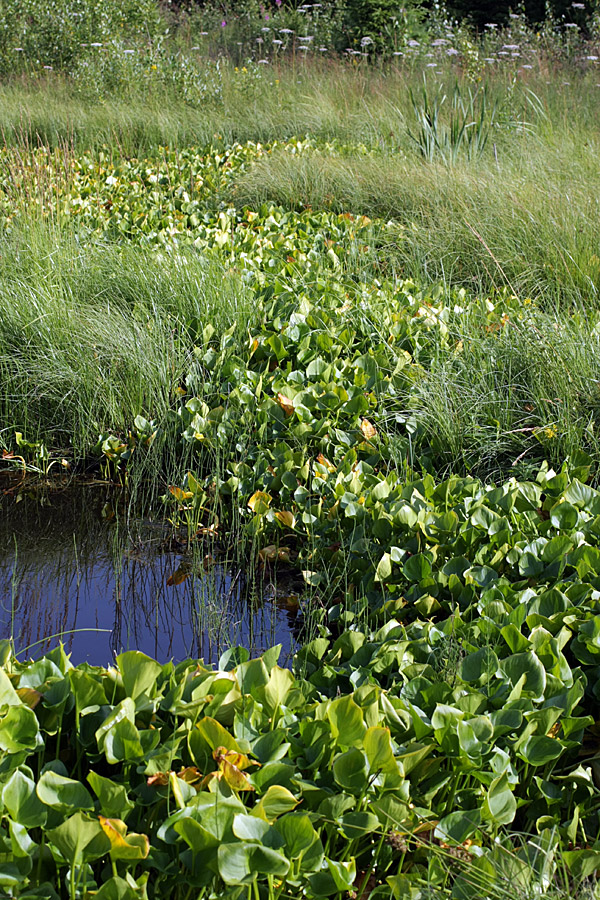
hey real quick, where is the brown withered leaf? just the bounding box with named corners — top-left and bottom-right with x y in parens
top-left (166, 567), bottom-right (190, 587)
top-left (146, 772), bottom-right (170, 787)
top-left (258, 545), bottom-right (292, 565)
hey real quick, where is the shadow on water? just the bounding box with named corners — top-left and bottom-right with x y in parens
top-left (0, 478), bottom-right (301, 665)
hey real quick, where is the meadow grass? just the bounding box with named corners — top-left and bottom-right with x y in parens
top-left (231, 81), bottom-right (600, 308)
top-left (4, 61), bottom-right (600, 308)
top-left (1, 58), bottom-right (597, 153)
top-left (3, 63), bottom-right (600, 319)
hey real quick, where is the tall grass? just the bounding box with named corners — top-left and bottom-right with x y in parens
top-left (0, 227), bottom-right (253, 477)
top-left (401, 307), bottom-right (600, 480)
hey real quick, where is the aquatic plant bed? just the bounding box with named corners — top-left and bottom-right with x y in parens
top-left (3, 464), bottom-right (600, 898)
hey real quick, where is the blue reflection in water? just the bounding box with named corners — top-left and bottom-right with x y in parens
top-left (0, 483), bottom-right (298, 665)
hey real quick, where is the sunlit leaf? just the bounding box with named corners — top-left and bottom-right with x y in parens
top-left (274, 510), bottom-right (295, 528)
top-left (360, 418), bottom-right (377, 440)
top-left (248, 491), bottom-right (271, 514)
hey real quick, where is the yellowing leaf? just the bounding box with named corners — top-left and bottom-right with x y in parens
top-left (276, 393), bottom-right (295, 417)
top-left (166, 567), bottom-right (190, 587)
top-left (178, 767), bottom-right (203, 787)
top-left (316, 453), bottom-right (335, 472)
top-left (248, 491), bottom-right (271, 514)
top-left (274, 510), bottom-right (295, 529)
top-left (16, 687), bottom-right (42, 709)
top-left (360, 419), bottom-right (377, 440)
top-left (169, 486), bottom-right (193, 502)
top-left (99, 817), bottom-right (150, 860)
top-left (213, 746), bottom-right (252, 771)
top-left (219, 759), bottom-right (255, 793)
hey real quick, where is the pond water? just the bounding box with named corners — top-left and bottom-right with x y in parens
top-left (0, 479), bottom-right (300, 666)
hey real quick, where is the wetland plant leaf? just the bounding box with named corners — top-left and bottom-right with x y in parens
top-left (327, 695), bottom-right (366, 746)
top-left (252, 785), bottom-right (299, 822)
top-left (363, 726), bottom-right (400, 778)
top-left (460, 648), bottom-right (499, 685)
top-left (2, 771), bottom-right (47, 828)
top-left (69, 669), bottom-right (108, 715)
top-left (518, 735), bottom-right (565, 767)
top-left (550, 502), bottom-right (578, 531)
top-left (332, 747), bottom-right (368, 794)
top-left (0, 705), bottom-right (40, 753)
top-left (338, 811), bottom-right (380, 839)
top-left (276, 813), bottom-right (319, 860)
top-left (94, 876), bottom-right (139, 900)
top-left (0, 670), bottom-right (23, 707)
top-left (217, 842), bottom-right (289, 885)
top-left (263, 667), bottom-right (294, 715)
top-left (232, 814), bottom-right (272, 843)
top-left (326, 858), bottom-right (356, 892)
top-left (47, 812), bottom-right (110, 865)
top-left (482, 774), bottom-right (517, 826)
top-left (87, 771), bottom-right (135, 820)
top-left (500, 652), bottom-right (546, 700)
top-left (402, 554), bottom-right (432, 582)
top-left (97, 713), bottom-right (145, 765)
top-left (435, 810), bottom-right (482, 844)
top-left (36, 771), bottom-right (94, 814)
top-left (375, 552), bottom-right (392, 582)
top-left (116, 651), bottom-right (162, 701)
top-left (465, 566), bottom-right (498, 589)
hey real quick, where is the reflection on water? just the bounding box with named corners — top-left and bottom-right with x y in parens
top-left (0, 480), bottom-right (299, 665)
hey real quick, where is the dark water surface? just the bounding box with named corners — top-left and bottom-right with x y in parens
top-left (0, 479), bottom-right (299, 665)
